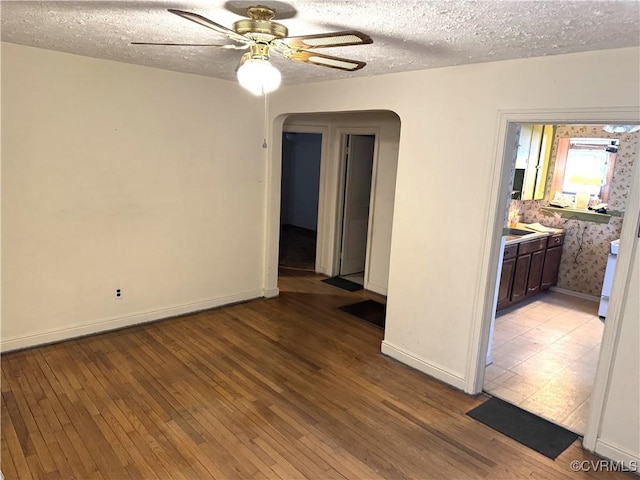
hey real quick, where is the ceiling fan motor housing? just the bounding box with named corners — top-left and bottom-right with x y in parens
top-left (233, 6), bottom-right (288, 39)
top-left (248, 43), bottom-right (270, 60)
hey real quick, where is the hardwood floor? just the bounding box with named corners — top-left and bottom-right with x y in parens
top-left (1, 268), bottom-right (632, 479)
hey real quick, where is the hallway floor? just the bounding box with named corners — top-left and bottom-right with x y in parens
top-left (484, 292), bottom-right (603, 435)
top-left (278, 224), bottom-right (316, 271)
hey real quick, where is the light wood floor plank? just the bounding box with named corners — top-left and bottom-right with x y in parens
top-left (2, 269), bottom-right (634, 479)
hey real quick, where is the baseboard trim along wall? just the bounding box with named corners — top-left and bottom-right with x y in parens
top-left (550, 286), bottom-right (600, 303)
top-left (365, 281), bottom-right (388, 297)
top-left (263, 287), bottom-right (280, 298)
top-left (594, 439), bottom-right (640, 472)
top-left (1, 290), bottom-right (264, 353)
top-left (381, 340), bottom-right (466, 391)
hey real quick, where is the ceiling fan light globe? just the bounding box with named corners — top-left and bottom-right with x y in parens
top-left (237, 59), bottom-right (282, 95)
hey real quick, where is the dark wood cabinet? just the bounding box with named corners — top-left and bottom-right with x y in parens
top-left (527, 249), bottom-right (546, 297)
top-left (497, 233), bottom-right (565, 311)
top-left (497, 245), bottom-right (518, 310)
top-left (511, 254), bottom-right (531, 304)
top-left (540, 234), bottom-right (565, 291)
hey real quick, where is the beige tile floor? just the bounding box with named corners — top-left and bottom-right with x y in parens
top-left (484, 291), bottom-right (604, 435)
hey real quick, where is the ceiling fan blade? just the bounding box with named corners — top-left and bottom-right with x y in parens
top-left (286, 51), bottom-right (367, 71)
top-left (282, 31), bottom-right (372, 49)
top-left (168, 9), bottom-right (250, 45)
top-left (131, 42), bottom-right (248, 49)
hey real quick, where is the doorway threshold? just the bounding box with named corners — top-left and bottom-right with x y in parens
top-left (340, 272), bottom-right (365, 286)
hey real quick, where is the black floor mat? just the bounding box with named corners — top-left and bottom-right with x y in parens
top-left (467, 397), bottom-right (578, 459)
top-left (322, 276), bottom-right (363, 292)
top-left (339, 300), bottom-right (386, 328)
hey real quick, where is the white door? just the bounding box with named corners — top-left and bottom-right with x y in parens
top-left (340, 135), bottom-right (375, 276)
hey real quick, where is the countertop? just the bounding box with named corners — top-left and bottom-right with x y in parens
top-left (504, 223), bottom-right (564, 246)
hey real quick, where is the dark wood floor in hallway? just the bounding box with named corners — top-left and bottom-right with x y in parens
top-left (1, 268), bottom-right (630, 479)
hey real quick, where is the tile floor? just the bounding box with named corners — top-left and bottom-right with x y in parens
top-left (484, 291), bottom-right (604, 435)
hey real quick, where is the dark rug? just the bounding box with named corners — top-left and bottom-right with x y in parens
top-left (322, 276), bottom-right (363, 292)
top-left (467, 397), bottom-right (578, 459)
top-left (339, 300), bottom-right (386, 328)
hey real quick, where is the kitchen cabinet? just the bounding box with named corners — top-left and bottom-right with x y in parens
top-left (510, 237), bottom-right (547, 304)
top-left (512, 125), bottom-right (554, 201)
top-left (497, 233), bottom-right (565, 311)
top-left (533, 125), bottom-right (554, 200)
top-left (540, 234), bottom-right (565, 291)
top-left (526, 249), bottom-right (546, 297)
top-left (515, 125), bottom-right (536, 169)
top-left (497, 245), bottom-right (518, 310)
top-left (510, 253), bottom-right (531, 304)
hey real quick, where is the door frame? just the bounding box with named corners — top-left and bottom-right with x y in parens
top-left (281, 125), bottom-right (329, 274)
top-left (333, 128), bottom-right (380, 287)
top-left (465, 107), bottom-right (640, 452)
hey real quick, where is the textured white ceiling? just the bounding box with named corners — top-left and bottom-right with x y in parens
top-left (2, 0), bottom-right (639, 85)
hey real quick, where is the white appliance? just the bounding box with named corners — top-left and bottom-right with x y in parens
top-left (598, 239), bottom-right (620, 319)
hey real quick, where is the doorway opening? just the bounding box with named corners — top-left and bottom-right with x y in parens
top-left (269, 111), bottom-right (401, 299)
top-left (483, 123), bottom-right (636, 436)
top-left (337, 134), bottom-right (376, 287)
top-left (279, 132), bottom-right (322, 271)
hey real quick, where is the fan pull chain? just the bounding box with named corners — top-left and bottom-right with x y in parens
top-left (262, 92), bottom-right (268, 149)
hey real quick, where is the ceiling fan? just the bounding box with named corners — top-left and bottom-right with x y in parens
top-left (132, 5), bottom-right (373, 95)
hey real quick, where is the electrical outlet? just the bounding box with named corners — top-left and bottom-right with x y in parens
top-left (115, 288), bottom-right (122, 299)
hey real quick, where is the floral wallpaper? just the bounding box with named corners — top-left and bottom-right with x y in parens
top-left (513, 125), bottom-right (638, 297)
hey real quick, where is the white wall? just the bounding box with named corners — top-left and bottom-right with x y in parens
top-left (1, 43), bottom-right (266, 350)
top-left (596, 231), bottom-right (639, 466)
top-left (283, 112), bottom-right (400, 295)
top-left (267, 47), bottom-right (640, 461)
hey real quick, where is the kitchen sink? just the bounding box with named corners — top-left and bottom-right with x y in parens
top-left (504, 228), bottom-right (533, 236)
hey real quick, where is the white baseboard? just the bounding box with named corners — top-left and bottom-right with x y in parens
top-left (0, 290), bottom-right (263, 353)
top-left (263, 287), bottom-right (280, 298)
top-left (595, 438), bottom-right (640, 473)
top-left (365, 281), bottom-right (388, 296)
top-left (381, 340), bottom-right (466, 390)
top-left (550, 286), bottom-right (600, 303)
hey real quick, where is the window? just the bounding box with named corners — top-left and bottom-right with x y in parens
top-left (550, 137), bottom-right (617, 204)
